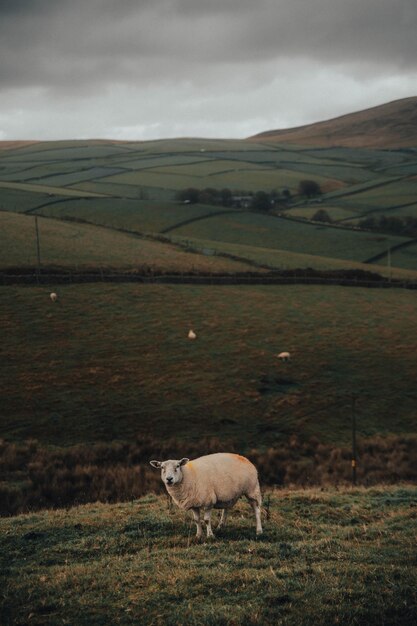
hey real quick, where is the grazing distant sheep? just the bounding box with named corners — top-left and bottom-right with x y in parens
top-left (50, 292), bottom-right (58, 303)
top-left (188, 329), bottom-right (197, 340)
top-left (277, 351), bottom-right (291, 362)
top-left (150, 453), bottom-right (262, 538)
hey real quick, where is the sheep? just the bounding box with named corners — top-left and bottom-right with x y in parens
top-left (50, 292), bottom-right (58, 303)
top-left (150, 453), bottom-right (262, 538)
top-left (277, 351), bottom-right (291, 362)
top-left (188, 329), bottom-right (197, 340)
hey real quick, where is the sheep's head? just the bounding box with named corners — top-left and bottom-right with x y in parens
top-left (150, 458), bottom-right (189, 486)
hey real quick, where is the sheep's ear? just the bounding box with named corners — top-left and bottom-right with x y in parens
top-left (179, 458), bottom-right (189, 466)
top-left (150, 460), bottom-right (162, 468)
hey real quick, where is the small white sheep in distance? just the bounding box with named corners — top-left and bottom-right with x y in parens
top-left (150, 453), bottom-right (262, 538)
top-left (188, 329), bottom-right (197, 340)
top-left (277, 351), bottom-right (291, 362)
top-left (50, 292), bottom-right (58, 303)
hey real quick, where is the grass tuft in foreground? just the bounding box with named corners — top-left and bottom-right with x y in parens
top-left (1, 485), bottom-right (416, 625)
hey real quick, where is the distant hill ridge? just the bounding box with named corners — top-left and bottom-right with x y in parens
top-left (250, 97), bottom-right (417, 148)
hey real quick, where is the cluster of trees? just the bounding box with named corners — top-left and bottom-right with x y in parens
top-left (176, 187), bottom-right (292, 211)
top-left (176, 180), bottom-right (323, 210)
top-left (358, 215), bottom-right (417, 238)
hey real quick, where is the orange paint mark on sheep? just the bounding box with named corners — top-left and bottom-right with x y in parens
top-left (233, 454), bottom-right (250, 463)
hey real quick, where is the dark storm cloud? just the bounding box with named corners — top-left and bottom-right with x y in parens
top-left (0, 0), bottom-right (416, 93)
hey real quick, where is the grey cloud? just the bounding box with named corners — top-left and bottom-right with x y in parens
top-left (0, 0), bottom-right (416, 93)
top-left (0, 0), bottom-right (416, 141)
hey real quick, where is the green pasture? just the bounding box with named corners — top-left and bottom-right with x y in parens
top-left (303, 147), bottom-right (413, 168)
top-left (330, 179), bottom-right (417, 211)
top-left (0, 211), bottom-right (251, 272)
top-left (26, 167), bottom-right (128, 187)
top-left (0, 180), bottom-right (107, 198)
top-left (148, 158), bottom-right (270, 176)
top-left (0, 143), bottom-right (133, 162)
top-left (126, 137), bottom-right (270, 153)
top-left (0, 282), bottom-right (416, 447)
top-left (389, 242), bottom-right (417, 270)
top-left (170, 233), bottom-right (417, 279)
top-left (0, 188), bottom-right (57, 213)
top-left (104, 166), bottom-right (336, 193)
top-left (368, 202), bottom-right (417, 219)
top-left (277, 161), bottom-right (382, 184)
top-left (0, 162), bottom-right (98, 183)
top-left (376, 161), bottom-right (417, 176)
top-left (69, 180), bottom-right (175, 201)
top-left (1, 485), bottom-right (416, 625)
top-left (169, 211), bottom-right (409, 263)
top-left (285, 206), bottom-right (358, 221)
top-left (36, 197), bottom-right (241, 234)
top-left (113, 154), bottom-right (216, 170)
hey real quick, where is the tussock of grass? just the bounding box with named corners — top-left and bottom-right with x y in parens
top-left (1, 486), bottom-right (416, 625)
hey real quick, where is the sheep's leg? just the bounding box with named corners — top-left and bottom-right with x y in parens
top-left (247, 497), bottom-right (263, 535)
top-left (217, 508), bottom-right (228, 530)
top-left (191, 507), bottom-right (202, 539)
top-left (203, 508), bottom-right (215, 538)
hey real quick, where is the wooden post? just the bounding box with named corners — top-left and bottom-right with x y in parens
top-left (35, 216), bottom-right (41, 284)
top-left (351, 396), bottom-right (357, 486)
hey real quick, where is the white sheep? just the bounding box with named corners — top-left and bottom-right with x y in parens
top-left (188, 329), bottom-right (197, 340)
top-left (150, 453), bottom-right (262, 538)
top-left (50, 292), bottom-right (58, 303)
top-left (277, 351), bottom-right (291, 362)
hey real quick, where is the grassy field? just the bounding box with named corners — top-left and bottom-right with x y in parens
top-left (1, 282), bottom-right (416, 448)
top-left (169, 234), bottom-right (417, 279)
top-left (169, 212), bottom-right (411, 265)
top-left (1, 485), bottom-right (416, 625)
top-left (34, 197), bottom-right (241, 235)
top-left (0, 212), bottom-right (253, 272)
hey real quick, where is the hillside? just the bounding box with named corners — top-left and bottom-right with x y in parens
top-left (1, 132), bottom-right (417, 274)
top-left (250, 97), bottom-right (417, 148)
top-left (1, 486), bottom-right (416, 625)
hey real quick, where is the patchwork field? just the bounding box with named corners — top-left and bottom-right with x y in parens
top-left (0, 137), bottom-right (416, 273)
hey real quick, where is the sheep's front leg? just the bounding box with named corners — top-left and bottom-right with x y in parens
top-left (191, 507), bottom-right (202, 539)
top-left (203, 507), bottom-right (215, 538)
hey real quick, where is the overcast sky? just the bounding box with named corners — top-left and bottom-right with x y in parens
top-left (1, 0), bottom-right (416, 141)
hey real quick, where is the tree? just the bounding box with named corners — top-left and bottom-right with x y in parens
top-left (298, 180), bottom-right (322, 198)
top-left (176, 188), bottom-right (200, 204)
top-left (220, 188), bottom-right (232, 207)
top-left (312, 209), bottom-right (332, 223)
top-left (251, 191), bottom-right (271, 211)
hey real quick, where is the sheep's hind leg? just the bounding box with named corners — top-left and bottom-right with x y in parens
top-left (217, 508), bottom-right (228, 530)
top-left (203, 508), bottom-right (215, 538)
top-left (247, 496), bottom-right (263, 535)
top-left (191, 507), bottom-right (202, 539)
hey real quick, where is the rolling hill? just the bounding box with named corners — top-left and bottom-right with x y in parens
top-left (250, 97), bottom-right (417, 148)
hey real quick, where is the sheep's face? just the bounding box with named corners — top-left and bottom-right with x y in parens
top-left (150, 458), bottom-right (189, 486)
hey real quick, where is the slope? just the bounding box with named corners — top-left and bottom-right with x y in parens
top-left (251, 97), bottom-right (417, 148)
